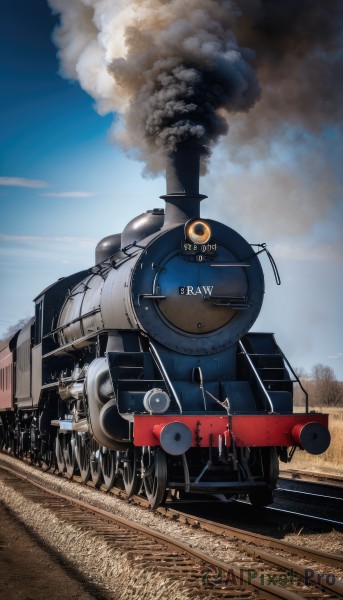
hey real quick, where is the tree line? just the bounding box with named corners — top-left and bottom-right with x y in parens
top-left (295, 364), bottom-right (343, 408)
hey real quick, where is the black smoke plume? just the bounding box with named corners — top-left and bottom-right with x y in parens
top-left (48, 0), bottom-right (343, 175)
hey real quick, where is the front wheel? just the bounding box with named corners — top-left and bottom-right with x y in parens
top-left (100, 448), bottom-right (116, 491)
top-left (55, 434), bottom-right (66, 474)
top-left (248, 447), bottom-right (279, 508)
top-left (142, 447), bottom-right (167, 510)
top-left (122, 447), bottom-right (140, 498)
top-left (75, 433), bottom-right (91, 484)
top-left (89, 440), bottom-right (102, 487)
top-left (64, 433), bottom-right (78, 479)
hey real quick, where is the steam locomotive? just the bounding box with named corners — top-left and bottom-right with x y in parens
top-left (0, 145), bottom-right (330, 509)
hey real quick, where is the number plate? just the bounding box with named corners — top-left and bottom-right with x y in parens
top-left (181, 242), bottom-right (217, 256)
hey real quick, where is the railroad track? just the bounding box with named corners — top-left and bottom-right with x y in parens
top-left (275, 486), bottom-right (343, 508)
top-left (279, 469), bottom-right (343, 488)
top-left (277, 478), bottom-right (343, 500)
top-left (1, 455), bottom-right (343, 599)
top-left (269, 477), bottom-right (343, 527)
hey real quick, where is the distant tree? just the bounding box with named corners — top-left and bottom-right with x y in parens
top-left (294, 366), bottom-right (309, 380)
top-left (0, 317), bottom-right (31, 342)
top-left (311, 363), bottom-right (343, 407)
top-left (293, 367), bottom-right (309, 407)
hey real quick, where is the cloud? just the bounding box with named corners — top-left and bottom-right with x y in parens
top-left (42, 191), bottom-right (97, 198)
top-left (0, 234), bottom-right (96, 266)
top-left (0, 233), bottom-right (95, 246)
top-left (328, 352), bottom-right (343, 360)
top-left (0, 177), bottom-right (48, 188)
top-left (273, 241), bottom-right (343, 263)
top-left (0, 181), bottom-right (98, 199)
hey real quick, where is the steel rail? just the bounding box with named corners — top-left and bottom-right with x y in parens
top-left (276, 486), bottom-right (343, 503)
top-left (155, 506), bottom-right (343, 570)
top-left (241, 544), bottom-right (343, 597)
top-left (265, 505), bottom-right (343, 528)
top-left (280, 470), bottom-right (343, 487)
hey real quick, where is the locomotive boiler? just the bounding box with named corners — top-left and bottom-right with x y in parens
top-left (0, 143), bottom-right (330, 509)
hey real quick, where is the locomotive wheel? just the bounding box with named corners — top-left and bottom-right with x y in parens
top-left (248, 447), bottom-right (279, 508)
top-left (75, 434), bottom-right (91, 484)
top-left (41, 452), bottom-right (53, 472)
top-left (55, 433), bottom-right (66, 474)
top-left (100, 448), bottom-right (116, 491)
top-left (64, 433), bottom-right (78, 479)
top-left (142, 447), bottom-right (167, 510)
top-left (89, 440), bottom-right (102, 487)
top-left (122, 447), bottom-right (140, 498)
top-left (29, 424), bottom-right (41, 466)
top-left (41, 436), bottom-right (55, 472)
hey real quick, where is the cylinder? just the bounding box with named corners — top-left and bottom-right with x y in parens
top-left (153, 421), bottom-right (192, 456)
top-left (292, 422), bottom-right (331, 455)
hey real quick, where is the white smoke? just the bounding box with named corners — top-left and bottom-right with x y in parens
top-left (48, 0), bottom-right (134, 114)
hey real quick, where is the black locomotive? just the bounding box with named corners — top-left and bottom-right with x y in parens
top-left (0, 144), bottom-right (330, 508)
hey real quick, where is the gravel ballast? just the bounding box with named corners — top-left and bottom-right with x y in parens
top-left (0, 475), bottom-right (197, 600)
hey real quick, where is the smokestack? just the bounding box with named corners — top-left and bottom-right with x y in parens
top-left (161, 142), bottom-right (207, 225)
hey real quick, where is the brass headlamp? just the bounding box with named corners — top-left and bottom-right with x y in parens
top-left (185, 219), bottom-right (212, 244)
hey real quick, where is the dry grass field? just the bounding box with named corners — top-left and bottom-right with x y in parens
top-left (280, 407), bottom-right (343, 476)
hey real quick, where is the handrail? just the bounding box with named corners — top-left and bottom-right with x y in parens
top-left (238, 340), bottom-right (274, 413)
top-left (149, 341), bottom-right (183, 414)
top-left (273, 337), bottom-right (309, 413)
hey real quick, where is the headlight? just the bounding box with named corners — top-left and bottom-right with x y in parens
top-left (143, 389), bottom-right (171, 414)
top-left (186, 219), bottom-right (212, 244)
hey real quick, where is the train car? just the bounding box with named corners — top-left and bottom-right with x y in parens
top-left (0, 330), bottom-right (20, 448)
top-left (0, 337), bottom-right (15, 411)
top-left (0, 144), bottom-right (330, 508)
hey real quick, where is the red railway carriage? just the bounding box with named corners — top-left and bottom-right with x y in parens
top-left (0, 332), bottom-right (19, 411)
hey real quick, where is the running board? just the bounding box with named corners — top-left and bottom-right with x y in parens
top-left (168, 481), bottom-right (266, 490)
top-left (51, 419), bottom-right (89, 433)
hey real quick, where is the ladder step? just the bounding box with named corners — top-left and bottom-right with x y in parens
top-left (258, 367), bottom-right (286, 371)
top-left (239, 352), bottom-right (282, 357)
top-left (262, 379), bottom-right (296, 383)
top-left (118, 366), bottom-right (143, 369)
top-left (117, 379), bottom-right (163, 383)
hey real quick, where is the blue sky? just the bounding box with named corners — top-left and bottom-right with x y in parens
top-left (1, 1), bottom-right (342, 380)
